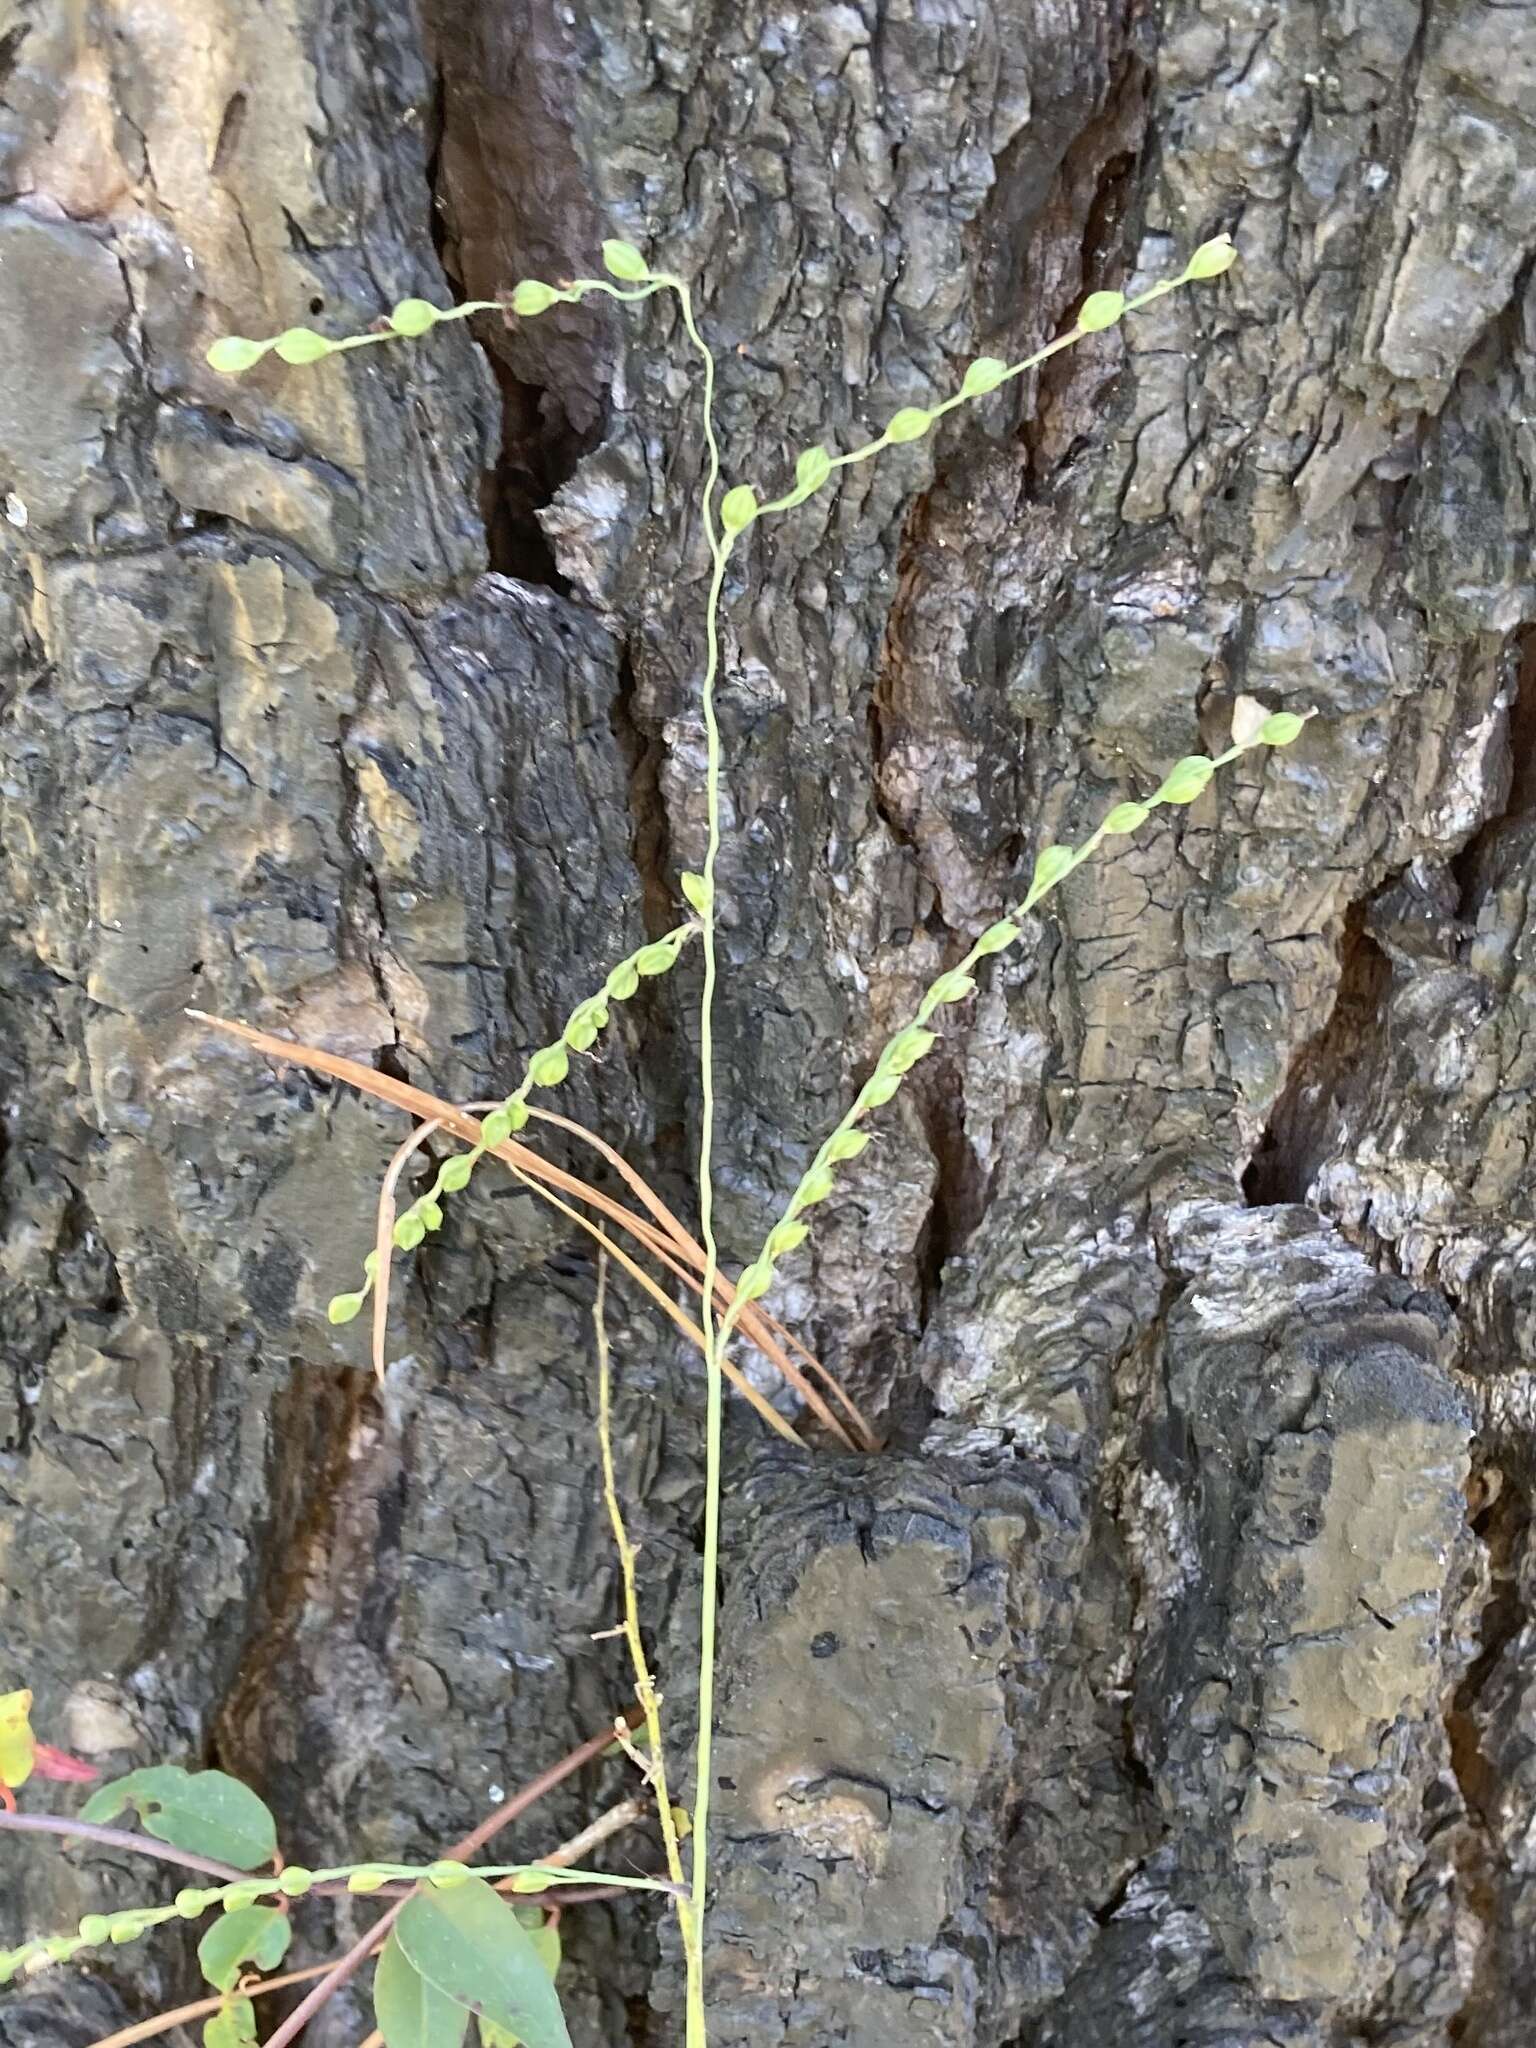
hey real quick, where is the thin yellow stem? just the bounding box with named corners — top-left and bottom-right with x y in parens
top-left (664, 271), bottom-right (730, 2048)
top-left (593, 1259), bottom-right (689, 1896)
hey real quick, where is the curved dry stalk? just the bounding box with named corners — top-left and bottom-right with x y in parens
top-left (85, 1961), bottom-right (339, 2048)
top-left (494, 1139), bottom-right (803, 1444)
top-left (370, 1103), bottom-right (813, 1444)
top-left (530, 1108), bottom-right (863, 1446)
top-left (763, 1316), bottom-right (875, 1447)
top-left (531, 1107), bottom-right (878, 1450)
top-left (372, 1115), bottom-right (448, 1384)
top-left (192, 1011), bottom-right (869, 1445)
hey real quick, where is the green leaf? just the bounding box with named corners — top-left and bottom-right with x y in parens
top-left (206, 337), bottom-right (266, 376)
top-left (81, 1765), bottom-right (182, 1822)
top-left (327, 1291), bottom-right (365, 1324)
top-left (634, 939), bottom-right (681, 976)
top-left (524, 1915), bottom-right (560, 1980)
top-left (272, 327), bottom-right (333, 365)
top-left (1184, 234), bottom-right (1236, 279)
top-left (885, 406), bottom-right (932, 444)
top-left (794, 446), bottom-right (832, 493)
top-left (1155, 755), bottom-right (1216, 805)
top-left (962, 356), bottom-right (1008, 396)
top-left (719, 485), bottom-right (758, 533)
top-left (440, 1155), bottom-right (474, 1192)
top-left (529, 1045), bottom-right (570, 1087)
top-left (478, 1915), bottom-right (561, 2046)
top-left (858, 1071), bottom-right (901, 1108)
top-left (1259, 710), bottom-right (1307, 746)
top-left (765, 1218), bottom-right (810, 1258)
top-left (375, 1929), bottom-right (470, 2048)
top-left (1027, 845), bottom-right (1075, 901)
top-left (82, 1767), bottom-right (277, 1872)
top-left (883, 1026), bottom-right (939, 1075)
top-left (1077, 290), bottom-right (1126, 332)
top-left (395, 1876), bottom-right (572, 2048)
top-left (973, 918), bottom-right (1021, 956)
top-left (203, 1998), bottom-right (258, 2048)
top-left (390, 299), bottom-right (441, 337)
top-left (734, 1260), bottom-right (774, 1302)
top-left (824, 1128), bottom-right (870, 1163)
top-left (1101, 801), bottom-right (1150, 835)
top-left (198, 1906), bottom-right (291, 1992)
top-left (480, 1108), bottom-right (514, 1147)
top-left (511, 281), bottom-right (558, 317)
top-left (601, 239), bottom-right (650, 282)
top-left (680, 870), bottom-right (711, 916)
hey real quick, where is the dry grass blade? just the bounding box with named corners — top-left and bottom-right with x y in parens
top-left (531, 1107), bottom-right (878, 1450)
top-left (191, 1011), bottom-right (870, 1446)
top-left (374, 1116), bottom-right (447, 1385)
top-left (493, 1133), bottom-right (803, 1443)
top-left (443, 1106), bottom-right (812, 1443)
top-left (83, 1962), bottom-right (339, 2048)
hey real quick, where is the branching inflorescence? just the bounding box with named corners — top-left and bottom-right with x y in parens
top-left (0, 230), bottom-right (1313, 2048)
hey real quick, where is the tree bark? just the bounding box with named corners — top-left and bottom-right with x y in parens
top-left (2, 0), bottom-right (1532, 2043)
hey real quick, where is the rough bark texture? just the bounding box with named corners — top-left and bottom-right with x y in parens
top-left (1, 0), bottom-right (1533, 2042)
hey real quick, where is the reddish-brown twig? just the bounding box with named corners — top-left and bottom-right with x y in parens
top-left (257, 1709), bottom-right (641, 2048)
top-left (0, 1810), bottom-right (248, 1883)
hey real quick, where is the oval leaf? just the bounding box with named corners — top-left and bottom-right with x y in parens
top-left (1028, 844), bottom-right (1075, 900)
top-left (198, 1906), bottom-right (291, 1992)
top-left (601, 239), bottom-right (649, 282)
top-left (81, 1765), bottom-right (189, 1823)
top-left (511, 281), bottom-right (558, 317)
top-left (1156, 755), bottom-right (1216, 805)
top-left (396, 1876), bottom-right (572, 2048)
top-left (82, 1766), bottom-right (277, 1871)
top-left (719, 484), bottom-right (758, 533)
top-left (1101, 802), bottom-right (1149, 836)
top-left (207, 337), bottom-right (266, 376)
top-left (1259, 710), bottom-right (1307, 746)
top-left (480, 1917), bottom-right (559, 2048)
top-left (962, 356), bottom-right (1007, 396)
top-left (203, 1999), bottom-right (258, 2048)
top-left (375, 1929), bottom-right (469, 2048)
top-left (794, 445), bottom-right (832, 492)
top-left (523, 1916), bottom-right (561, 1981)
